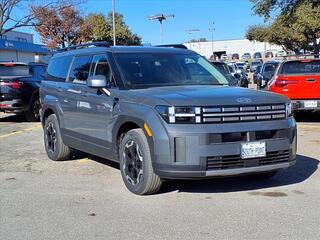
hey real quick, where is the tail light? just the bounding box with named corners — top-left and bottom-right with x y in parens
top-left (0, 81), bottom-right (22, 90)
top-left (274, 76), bottom-right (298, 87)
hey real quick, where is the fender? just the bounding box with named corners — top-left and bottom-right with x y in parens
top-left (112, 115), bottom-right (155, 163)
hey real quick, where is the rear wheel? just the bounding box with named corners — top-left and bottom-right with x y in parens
top-left (44, 114), bottom-right (71, 161)
top-left (25, 96), bottom-right (41, 122)
top-left (119, 129), bottom-right (162, 195)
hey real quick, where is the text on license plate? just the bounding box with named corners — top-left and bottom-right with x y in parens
top-left (304, 101), bottom-right (317, 108)
top-left (241, 141), bottom-right (266, 159)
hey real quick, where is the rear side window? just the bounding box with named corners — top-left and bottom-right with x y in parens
top-left (0, 64), bottom-right (30, 76)
top-left (69, 55), bottom-right (92, 84)
top-left (47, 56), bottom-right (72, 81)
top-left (263, 63), bottom-right (278, 72)
top-left (281, 61), bottom-right (320, 75)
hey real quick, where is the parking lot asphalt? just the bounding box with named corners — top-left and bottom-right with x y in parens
top-left (0, 112), bottom-right (319, 240)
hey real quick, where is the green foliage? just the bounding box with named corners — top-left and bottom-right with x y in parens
top-left (247, 1), bottom-right (320, 55)
top-left (245, 25), bottom-right (269, 42)
top-left (83, 12), bottom-right (141, 46)
top-left (250, 0), bottom-right (318, 19)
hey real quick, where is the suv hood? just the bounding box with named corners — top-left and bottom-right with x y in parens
top-left (133, 85), bottom-right (288, 106)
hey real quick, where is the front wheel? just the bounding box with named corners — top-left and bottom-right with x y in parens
top-left (119, 129), bottom-right (162, 195)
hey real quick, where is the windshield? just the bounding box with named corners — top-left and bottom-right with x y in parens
top-left (0, 64), bottom-right (30, 76)
top-left (114, 53), bottom-right (229, 89)
top-left (281, 60), bottom-right (320, 75)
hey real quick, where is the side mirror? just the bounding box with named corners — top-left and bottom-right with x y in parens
top-left (234, 73), bottom-right (241, 79)
top-left (87, 75), bottom-right (107, 88)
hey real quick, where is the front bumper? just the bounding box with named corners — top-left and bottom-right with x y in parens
top-left (0, 99), bottom-right (25, 113)
top-left (151, 118), bottom-right (297, 179)
top-left (292, 99), bottom-right (320, 111)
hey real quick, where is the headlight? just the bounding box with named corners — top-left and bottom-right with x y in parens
top-left (286, 102), bottom-right (293, 118)
top-left (155, 106), bottom-right (201, 123)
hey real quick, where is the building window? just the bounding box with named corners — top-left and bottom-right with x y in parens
top-left (15, 37), bottom-right (27, 43)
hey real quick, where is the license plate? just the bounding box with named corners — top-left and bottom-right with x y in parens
top-left (304, 101), bottom-right (317, 108)
top-left (241, 141), bottom-right (266, 159)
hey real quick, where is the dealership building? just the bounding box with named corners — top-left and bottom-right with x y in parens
top-left (184, 38), bottom-right (284, 59)
top-left (0, 30), bottom-right (50, 63)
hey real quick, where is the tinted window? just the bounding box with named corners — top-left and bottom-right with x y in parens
top-left (114, 53), bottom-right (229, 89)
top-left (263, 63), bottom-right (278, 72)
top-left (0, 64), bottom-right (30, 76)
top-left (69, 55), bottom-right (92, 84)
top-left (281, 60), bottom-right (320, 75)
top-left (47, 56), bottom-right (72, 81)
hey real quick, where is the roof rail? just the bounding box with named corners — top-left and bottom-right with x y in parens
top-left (58, 41), bottom-right (110, 52)
top-left (154, 44), bottom-right (188, 49)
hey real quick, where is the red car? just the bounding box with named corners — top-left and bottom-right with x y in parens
top-left (268, 59), bottom-right (320, 111)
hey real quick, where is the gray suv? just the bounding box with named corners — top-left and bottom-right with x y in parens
top-left (40, 42), bottom-right (297, 195)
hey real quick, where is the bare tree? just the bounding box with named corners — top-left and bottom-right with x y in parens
top-left (0, 0), bottom-right (34, 35)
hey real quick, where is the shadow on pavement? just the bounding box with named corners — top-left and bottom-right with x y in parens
top-left (0, 114), bottom-right (27, 123)
top-left (294, 112), bottom-right (320, 122)
top-left (159, 154), bottom-right (318, 194)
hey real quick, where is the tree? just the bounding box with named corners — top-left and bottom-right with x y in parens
top-left (245, 25), bottom-right (269, 42)
top-left (32, 3), bottom-right (91, 48)
top-left (84, 13), bottom-right (110, 41)
top-left (0, 0), bottom-right (34, 36)
top-left (250, 0), bottom-right (319, 19)
top-left (247, 1), bottom-right (320, 55)
top-left (105, 12), bottom-right (141, 45)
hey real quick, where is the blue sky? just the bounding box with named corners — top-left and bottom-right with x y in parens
top-left (11, 0), bottom-right (264, 45)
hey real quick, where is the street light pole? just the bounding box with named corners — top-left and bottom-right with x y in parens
top-left (209, 22), bottom-right (215, 59)
top-left (148, 14), bottom-right (174, 44)
top-left (112, 0), bottom-right (116, 46)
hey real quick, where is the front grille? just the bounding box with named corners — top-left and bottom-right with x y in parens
top-left (206, 150), bottom-right (290, 170)
top-left (202, 104), bottom-right (286, 123)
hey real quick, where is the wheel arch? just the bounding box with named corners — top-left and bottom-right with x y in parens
top-left (112, 116), bottom-right (154, 162)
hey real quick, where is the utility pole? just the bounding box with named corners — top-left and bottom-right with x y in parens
top-left (112, 0), bottom-right (116, 46)
top-left (148, 14), bottom-right (174, 43)
top-left (209, 22), bottom-right (215, 59)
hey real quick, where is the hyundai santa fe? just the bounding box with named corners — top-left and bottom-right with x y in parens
top-left (40, 42), bottom-right (297, 195)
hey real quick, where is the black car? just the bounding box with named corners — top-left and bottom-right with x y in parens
top-left (210, 61), bottom-right (238, 86)
top-left (257, 61), bottom-right (280, 89)
top-left (0, 62), bottom-right (47, 121)
top-left (253, 65), bottom-right (262, 84)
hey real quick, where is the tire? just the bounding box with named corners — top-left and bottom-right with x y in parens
top-left (25, 96), bottom-right (41, 122)
top-left (119, 129), bottom-right (162, 195)
top-left (44, 114), bottom-right (71, 161)
top-left (249, 170), bottom-right (278, 179)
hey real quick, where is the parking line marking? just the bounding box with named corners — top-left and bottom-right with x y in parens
top-left (78, 158), bottom-right (89, 163)
top-left (0, 124), bottom-right (42, 139)
top-left (298, 124), bottom-right (320, 130)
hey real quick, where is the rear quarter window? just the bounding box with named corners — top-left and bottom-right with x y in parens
top-left (47, 56), bottom-right (73, 81)
top-left (0, 64), bottom-right (30, 76)
top-left (281, 60), bottom-right (320, 75)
